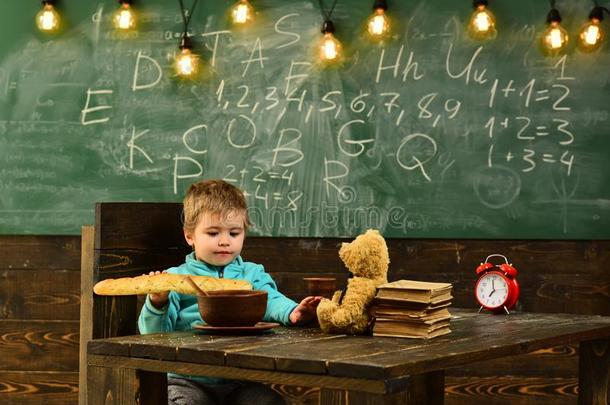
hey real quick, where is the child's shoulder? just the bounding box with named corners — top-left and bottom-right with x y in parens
top-left (164, 263), bottom-right (188, 274)
top-left (238, 258), bottom-right (265, 272)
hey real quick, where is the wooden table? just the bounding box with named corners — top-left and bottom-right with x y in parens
top-left (87, 309), bottom-right (610, 404)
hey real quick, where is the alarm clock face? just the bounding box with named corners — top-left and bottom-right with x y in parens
top-left (475, 272), bottom-right (510, 309)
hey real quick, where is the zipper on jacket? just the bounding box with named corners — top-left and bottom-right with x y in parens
top-left (218, 268), bottom-right (224, 278)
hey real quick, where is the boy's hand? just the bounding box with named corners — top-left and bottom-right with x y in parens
top-left (148, 271), bottom-right (169, 309)
top-left (289, 296), bottom-right (323, 325)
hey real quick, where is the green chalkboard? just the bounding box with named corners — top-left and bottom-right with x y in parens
top-left (0, 0), bottom-right (608, 238)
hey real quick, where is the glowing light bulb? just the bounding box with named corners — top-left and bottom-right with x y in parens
top-left (580, 20), bottom-right (603, 49)
top-left (541, 6), bottom-right (568, 55)
top-left (319, 20), bottom-right (342, 63)
top-left (578, 6), bottom-right (605, 53)
top-left (36, 2), bottom-right (60, 33)
top-left (468, 4), bottom-right (496, 39)
top-left (113, 2), bottom-right (136, 31)
top-left (174, 46), bottom-right (199, 77)
top-left (231, 0), bottom-right (253, 25)
top-left (367, 8), bottom-right (390, 37)
top-left (542, 21), bottom-right (569, 53)
top-left (320, 33), bottom-right (342, 61)
top-left (581, 21), bottom-right (601, 45)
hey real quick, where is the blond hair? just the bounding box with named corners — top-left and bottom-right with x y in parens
top-left (182, 180), bottom-right (251, 233)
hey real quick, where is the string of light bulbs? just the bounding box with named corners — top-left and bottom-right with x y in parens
top-left (34, 1), bottom-right (608, 58)
top-left (465, 0), bottom-right (609, 54)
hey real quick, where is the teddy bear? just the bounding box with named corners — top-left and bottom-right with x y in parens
top-left (316, 229), bottom-right (389, 335)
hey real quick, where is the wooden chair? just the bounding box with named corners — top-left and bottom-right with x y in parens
top-left (79, 203), bottom-right (187, 404)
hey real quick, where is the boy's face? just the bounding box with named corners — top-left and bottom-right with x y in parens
top-left (183, 211), bottom-right (246, 267)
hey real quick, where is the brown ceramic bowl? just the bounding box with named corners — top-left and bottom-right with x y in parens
top-left (303, 277), bottom-right (337, 299)
top-left (197, 290), bottom-right (267, 327)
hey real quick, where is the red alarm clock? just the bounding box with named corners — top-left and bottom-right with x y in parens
top-left (475, 254), bottom-right (520, 314)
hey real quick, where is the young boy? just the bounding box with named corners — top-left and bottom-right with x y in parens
top-left (138, 179), bottom-right (321, 405)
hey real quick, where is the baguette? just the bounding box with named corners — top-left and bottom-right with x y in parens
top-left (93, 273), bottom-right (252, 296)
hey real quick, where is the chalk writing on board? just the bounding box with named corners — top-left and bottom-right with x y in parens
top-left (0, 0), bottom-right (608, 238)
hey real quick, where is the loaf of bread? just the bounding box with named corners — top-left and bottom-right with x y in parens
top-left (93, 273), bottom-right (252, 296)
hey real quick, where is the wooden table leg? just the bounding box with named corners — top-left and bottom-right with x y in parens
top-left (87, 365), bottom-right (167, 405)
top-left (578, 338), bottom-right (610, 405)
top-left (319, 370), bottom-right (444, 405)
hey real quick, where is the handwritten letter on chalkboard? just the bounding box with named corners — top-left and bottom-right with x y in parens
top-left (0, 0), bottom-right (608, 237)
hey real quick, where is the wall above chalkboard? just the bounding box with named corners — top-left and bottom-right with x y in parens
top-left (0, 0), bottom-right (608, 238)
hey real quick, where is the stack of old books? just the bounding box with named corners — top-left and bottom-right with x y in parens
top-left (372, 280), bottom-right (453, 339)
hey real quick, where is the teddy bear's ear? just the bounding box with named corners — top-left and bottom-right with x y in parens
top-left (339, 243), bottom-right (353, 266)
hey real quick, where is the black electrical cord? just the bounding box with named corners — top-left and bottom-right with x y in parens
top-left (372, 0), bottom-right (388, 11)
top-left (318, 0), bottom-right (339, 22)
top-left (177, 0), bottom-right (199, 48)
top-left (546, 0), bottom-right (561, 24)
top-left (177, 0), bottom-right (199, 36)
top-left (589, 0), bottom-right (610, 21)
top-left (318, 0), bottom-right (339, 34)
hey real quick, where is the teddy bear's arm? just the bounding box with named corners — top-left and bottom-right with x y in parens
top-left (329, 305), bottom-right (366, 329)
top-left (327, 279), bottom-right (378, 329)
top-left (331, 290), bottom-right (343, 303)
top-left (316, 297), bottom-right (340, 333)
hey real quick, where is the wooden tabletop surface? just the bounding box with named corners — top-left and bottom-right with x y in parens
top-left (88, 309), bottom-right (610, 381)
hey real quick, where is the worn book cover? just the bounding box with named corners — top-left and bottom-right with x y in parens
top-left (373, 297), bottom-right (452, 313)
top-left (376, 280), bottom-right (453, 303)
top-left (373, 325), bottom-right (452, 339)
top-left (373, 308), bottom-right (451, 338)
top-left (372, 307), bottom-right (452, 321)
top-left (374, 316), bottom-right (450, 328)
